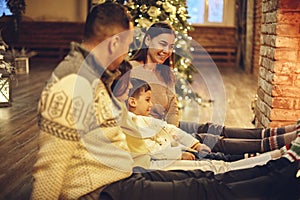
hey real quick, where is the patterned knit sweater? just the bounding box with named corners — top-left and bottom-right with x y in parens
top-left (31, 42), bottom-right (134, 199)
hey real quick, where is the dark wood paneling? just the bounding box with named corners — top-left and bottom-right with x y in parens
top-left (189, 26), bottom-right (237, 67)
top-left (1, 21), bottom-right (84, 62)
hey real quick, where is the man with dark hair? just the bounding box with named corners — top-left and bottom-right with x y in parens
top-left (32, 2), bottom-right (135, 199)
top-left (32, 2), bottom-right (300, 200)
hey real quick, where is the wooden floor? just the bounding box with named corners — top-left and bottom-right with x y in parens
top-left (0, 60), bottom-right (57, 199)
top-left (181, 65), bottom-right (257, 128)
top-left (0, 60), bottom-right (257, 199)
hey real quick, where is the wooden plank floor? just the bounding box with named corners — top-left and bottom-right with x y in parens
top-left (0, 60), bottom-right (257, 199)
top-left (0, 60), bottom-right (57, 199)
top-left (180, 65), bottom-right (257, 128)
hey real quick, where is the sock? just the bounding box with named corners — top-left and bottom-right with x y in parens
top-left (283, 136), bottom-right (300, 162)
top-left (283, 119), bottom-right (300, 162)
top-left (261, 135), bottom-right (285, 151)
top-left (261, 122), bottom-right (300, 138)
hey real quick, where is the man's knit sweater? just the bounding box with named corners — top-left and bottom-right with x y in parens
top-left (32, 42), bottom-right (135, 199)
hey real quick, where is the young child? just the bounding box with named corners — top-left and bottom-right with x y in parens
top-left (121, 77), bottom-right (283, 172)
top-left (127, 78), bottom-right (210, 160)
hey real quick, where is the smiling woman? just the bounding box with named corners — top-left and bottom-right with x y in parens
top-left (129, 22), bottom-right (179, 126)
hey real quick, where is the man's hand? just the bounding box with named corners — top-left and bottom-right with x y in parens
top-left (195, 143), bottom-right (211, 153)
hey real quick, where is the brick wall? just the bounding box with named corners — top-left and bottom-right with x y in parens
top-left (255, 0), bottom-right (300, 127)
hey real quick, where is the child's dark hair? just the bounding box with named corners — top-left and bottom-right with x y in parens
top-left (129, 78), bottom-right (151, 99)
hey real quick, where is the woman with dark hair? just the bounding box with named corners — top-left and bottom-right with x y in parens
top-left (130, 22), bottom-right (178, 124)
top-left (129, 21), bottom-right (299, 155)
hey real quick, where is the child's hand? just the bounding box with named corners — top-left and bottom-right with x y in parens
top-left (195, 143), bottom-right (211, 153)
top-left (181, 152), bottom-right (196, 160)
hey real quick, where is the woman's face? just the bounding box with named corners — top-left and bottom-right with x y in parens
top-left (146, 33), bottom-right (175, 65)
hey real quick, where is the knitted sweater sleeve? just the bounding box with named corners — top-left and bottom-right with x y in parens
top-left (31, 133), bottom-right (77, 200)
top-left (32, 73), bottom-right (133, 199)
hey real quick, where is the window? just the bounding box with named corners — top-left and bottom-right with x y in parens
top-left (0, 0), bottom-right (12, 17)
top-left (187, 0), bottom-right (235, 26)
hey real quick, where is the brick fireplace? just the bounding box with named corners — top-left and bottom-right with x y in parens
top-left (255, 0), bottom-right (300, 127)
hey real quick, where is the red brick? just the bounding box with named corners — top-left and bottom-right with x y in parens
top-left (273, 61), bottom-right (297, 74)
top-left (276, 24), bottom-right (299, 36)
top-left (295, 75), bottom-right (300, 86)
top-left (274, 49), bottom-right (297, 61)
top-left (278, 0), bottom-right (300, 10)
top-left (294, 99), bottom-right (300, 109)
top-left (272, 85), bottom-right (300, 97)
top-left (269, 120), bottom-right (296, 128)
top-left (272, 97), bottom-right (294, 109)
top-left (272, 74), bottom-right (293, 85)
top-left (277, 12), bottom-right (300, 24)
top-left (296, 62), bottom-right (300, 73)
top-left (270, 108), bottom-right (300, 121)
top-left (275, 36), bottom-right (299, 48)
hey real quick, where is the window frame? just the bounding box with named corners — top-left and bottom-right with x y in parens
top-left (187, 0), bottom-right (235, 27)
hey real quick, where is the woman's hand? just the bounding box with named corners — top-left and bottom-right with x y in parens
top-left (181, 152), bottom-right (196, 160)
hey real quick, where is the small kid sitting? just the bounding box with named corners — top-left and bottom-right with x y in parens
top-left (126, 78), bottom-right (211, 161)
top-left (121, 77), bottom-right (282, 172)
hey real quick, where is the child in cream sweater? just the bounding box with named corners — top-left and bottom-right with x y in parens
top-left (117, 78), bottom-right (282, 173)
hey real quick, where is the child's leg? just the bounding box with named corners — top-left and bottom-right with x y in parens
top-left (261, 123), bottom-right (300, 137)
top-left (202, 121), bottom-right (300, 139)
top-left (223, 122), bottom-right (300, 139)
top-left (261, 131), bottom-right (297, 152)
top-left (195, 132), bottom-right (297, 154)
